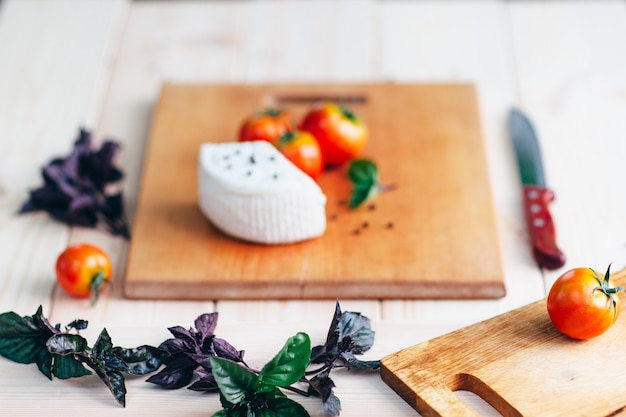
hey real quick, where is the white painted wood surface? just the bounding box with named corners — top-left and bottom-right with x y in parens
top-left (1, 1), bottom-right (625, 415)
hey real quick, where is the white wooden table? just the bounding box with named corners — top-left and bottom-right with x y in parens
top-left (1, 1), bottom-right (625, 415)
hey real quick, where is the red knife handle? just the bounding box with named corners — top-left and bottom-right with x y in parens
top-left (522, 185), bottom-right (566, 270)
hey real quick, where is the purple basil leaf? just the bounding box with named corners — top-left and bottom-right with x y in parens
top-left (194, 312), bottom-right (219, 347)
top-left (100, 193), bottom-right (131, 239)
top-left (66, 319), bottom-right (89, 331)
top-left (185, 352), bottom-right (213, 369)
top-left (324, 301), bottom-right (342, 348)
top-left (338, 352), bottom-right (380, 370)
top-left (164, 325), bottom-right (199, 352)
top-left (158, 336), bottom-right (195, 355)
top-left (49, 207), bottom-right (98, 227)
top-left (187, 368), bottom-right (219, 392)
top-left (311, 301), bottom-right (342, 364)
top-left (310, 344), bottom-right (327, 364)
top-left (336, 311), bottom-right (375, 355)
top-left (308, 370), bottom-right (336, 402)
top-left (83, 140), bottom-right (121, 190)
top-left (20, 184), bottom-right (69, 213)
top-left (320, 391), bottom-right (342, 416)
top-left (212, 337), bottom-right (244, 363)
top-left (146, 354), bottom-right (197, 389)
top-left (43, 164), bottom-right (83, 199)
top-left (69, 194), bottom-right (98, 212)
top-left (338, 335), bottom-right (354, 354)
top-left (19, 127), bottom-right (130, 239)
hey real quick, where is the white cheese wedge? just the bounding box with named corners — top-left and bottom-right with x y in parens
top-left (198, 141), bottom-right (327, 244)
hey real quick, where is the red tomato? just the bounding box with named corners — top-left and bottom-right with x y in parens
top-left (279, 131), bottom-right (324, 181)
top-left (546, 265), bottom-right (623, 339)
top-left (55, 244), bottom-right (112, 304)
top-left (238, 109), bottom-right (293, 147)
top-left (299, 103), bottom-right (368, 167)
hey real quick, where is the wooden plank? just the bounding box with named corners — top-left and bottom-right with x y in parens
top-left (507, 1), bottom-right (626, 289)
top-left (382, 267), bottom-right (626, 417)
top-left (379, 0), bottom-right (543, 323)
top-left (124, 82), bottom-right (505, 300)
top-left (0, 0), bottom-right (127, 314)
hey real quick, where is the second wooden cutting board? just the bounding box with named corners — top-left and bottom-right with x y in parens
top-left (381, 267), bottom-right (626, 417)
top-left (124, 83), bottom-right (504, 300)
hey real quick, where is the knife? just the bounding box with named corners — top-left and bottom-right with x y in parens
top-left (508, 108), bottom-right (566, 270)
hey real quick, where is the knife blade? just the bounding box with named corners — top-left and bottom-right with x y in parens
top-left (508, 108), bottom-right (566, 270)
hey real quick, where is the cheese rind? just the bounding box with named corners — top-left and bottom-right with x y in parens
top-left (198, 141), bottom-right (326, 244)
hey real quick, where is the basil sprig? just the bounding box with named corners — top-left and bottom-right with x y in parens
top-left (0, 301), bottom-right (379, 416)
top-left (347, 159), bottom-right (395, 209)
top-left (211, 333), bottom-right (311, 417)
top-left (0, 306), bottom-right (166, 407)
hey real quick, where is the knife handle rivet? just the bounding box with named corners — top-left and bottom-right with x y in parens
top-left (527, 189), bottom-right (539, 199)
top-left (530, 204), bottom-right (541, 213)
top-left (533, 218), bottom-right (545, 227)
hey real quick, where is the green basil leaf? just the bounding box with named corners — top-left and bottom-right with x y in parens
top-left (263, 397), bottom-right (310, 417)
top-left (210, 356), bottom-right (258, 405)
top-left (255, 384), bottom-right (288, 400)
top-left (92, 328), bottom-right (113, 359)
top-left (104, 370), bottom-right (127, 407)
top-left (347, 159), bottom-right (380, 209)
top-left (35, 347), bottom-right (54, 380)
top-left (348, 183), bottom-right (379, 209)
top-left (217, 405), bottom-right (247, 417)
top-left (0, 311), bottom-right (49, 364)
top-left (46, 334), bottom-right (88, 356)
top-left (347, 159), bottom-right (378, 184)
top-left (52, 354), bottom-right (91, 379)
top-left (259, 333), bottom-right (310, 388)
top-left (103, 353), bottom-right (129, 373)
top-left (82, 352), bottom-right (127, 407)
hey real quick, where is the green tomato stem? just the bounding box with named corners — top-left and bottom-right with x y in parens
top-left (89, 271), bottom-right (111, 306)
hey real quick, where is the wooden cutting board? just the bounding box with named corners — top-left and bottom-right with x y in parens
top-left (124, 83), bottom-right (504, 300)
top-left (381, 267), bottom-right (626, 416)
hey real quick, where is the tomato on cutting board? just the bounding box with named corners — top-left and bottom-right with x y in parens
top-left (55, 244), bottom-right (112, 304)
top-left (278, 130), bottom-right (324, 181)
top-left (299, 103), bottom-right (367, 167)
top-left (547, 265), bottom-right (624, 339)
top-left (238, 109), bottom-right (293, 147)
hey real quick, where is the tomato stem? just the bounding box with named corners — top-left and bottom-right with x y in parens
top-left (89, 270), bottom-right (111, 306)
top-left (339, 106), bottom-right (357, 123)
top-left (279, 131), bottom-right (296, 146)
top-left (592, 264), bottom-right (623, 317)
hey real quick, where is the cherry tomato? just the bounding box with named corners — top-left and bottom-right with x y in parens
top-left (238, 109), bottom-right (293, 147)
top-left (546, 265), bottom-right (623, 339)
top-left (278, 131), bottom-right (324, 181)
top-left (299, 103), bottom-right (368, 167)
top-left (55, 244), bottom-right (112, 304)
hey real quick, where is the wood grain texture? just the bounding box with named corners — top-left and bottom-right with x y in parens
top-left (3, 1), bottom-right (626, 415)
top-left (381, 267), bottom-right (626, 417)
top-left (124, 82), bottom-right (505, 300)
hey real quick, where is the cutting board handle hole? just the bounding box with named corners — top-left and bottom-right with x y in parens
top-left (449, 373), bottom-right (519, 417)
